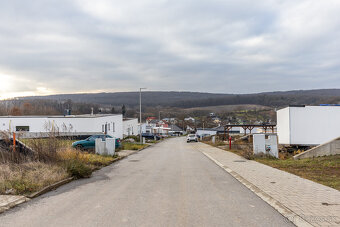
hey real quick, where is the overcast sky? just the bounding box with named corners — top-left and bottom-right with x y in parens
top-left (0, 0), bottom-right (340, 99)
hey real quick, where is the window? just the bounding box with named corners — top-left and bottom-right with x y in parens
top-left (16, 126), bottom-right (29, 132)
top-left (102, 125), bottom-right (104, 132)
top-left (112, 122), bottom-right (115, 132)
top-left (108, 123), bottom-right (110, 131)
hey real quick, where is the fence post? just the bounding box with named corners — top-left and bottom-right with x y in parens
top-left (229, 136), bottom-right (232, 150)
top-left (13, 132), bottom-right (16, 152)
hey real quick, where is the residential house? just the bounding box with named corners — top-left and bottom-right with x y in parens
top-left (0, 114), bottom-right (124, 139)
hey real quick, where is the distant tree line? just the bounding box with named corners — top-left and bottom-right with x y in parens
top-left (17, 90), bottom-right (340, 109)
top-left (0, 99), bottom-right (101, 116)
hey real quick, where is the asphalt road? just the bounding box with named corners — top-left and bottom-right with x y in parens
top-left (0, 137), bottom-right (294, 227)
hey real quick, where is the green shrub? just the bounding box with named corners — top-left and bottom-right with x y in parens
top-left (64, 160), bottom-right (92, 179)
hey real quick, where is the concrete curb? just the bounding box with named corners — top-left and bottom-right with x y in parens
top-left (28, 177), bottom-right (75, 199)
top-left (28, 146), bottom-right (146, 199)
top-left (0, 144), bottom-right (153, 215)
top-left (0, 196), bottom-right (30, 214)
top-left (201, 151), bottom-right (313, 227)
top-left (116, 144), bottom-right (151, 157)
top-left (138, 144), bottom-right (151, 151)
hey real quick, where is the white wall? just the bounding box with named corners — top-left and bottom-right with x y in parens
top-left (196, 129), bottom-right (217, 136)
top-left (277, 106), bottom-right (340, 145)
top-left (277, 107), bottom-right (291, 144)
top-left (94, 115), bottom-right (123, 139)
top-left (123, 118), bottom-right (138, 137)
top-left (0, 114), bottom-right (124, 139)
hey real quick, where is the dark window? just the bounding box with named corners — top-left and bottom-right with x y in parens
top-left (16, 126), bottom-right (29, 132)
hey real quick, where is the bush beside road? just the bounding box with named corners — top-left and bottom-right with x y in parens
top-left (0, 148), bottom-right (118, 195)
top-left (1, 137), bottom-right (122, 196)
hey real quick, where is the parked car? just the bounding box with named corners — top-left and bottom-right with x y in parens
top-left (187, 134), bottom-right (198, 142)
top-left (72, 135), bottom-right (121, 149)
top-left (142, 133), bottom-right (161, 140)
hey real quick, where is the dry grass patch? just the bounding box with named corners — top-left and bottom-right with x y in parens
top-left (255, 155), bottom-right (340, 191)
top-left (0, 162), bottom-right (68, 195)
top-left (121, 142), bottom-right (148, 151)
top-left (58, 148), bottom-right (116, 167)
top-left (0, 138), bottom-right (118, 195)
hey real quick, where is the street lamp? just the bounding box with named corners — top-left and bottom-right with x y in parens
top-left (139, 88), bottom-right (147, 144)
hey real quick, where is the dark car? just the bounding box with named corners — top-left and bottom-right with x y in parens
top-left (72, 135), bottom-right (121, 149)
top-left (142, 133), bottom-right (161, 140)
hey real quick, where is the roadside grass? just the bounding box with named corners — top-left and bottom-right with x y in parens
top-left (120, 142), bottom-right (148, 151)
top-left (202, 141), bottom-right (340, 191)
top-left (203, 140), bottom-right (227, 147)
top-left (145, 140), bottom-right (158, 144)
top-left (1, 135), bottom-right (152, 195)
top-left (0, 137), bottom-right (118, 195)
top-left (0, 162), bottom-right (68, 195)
top-left (58, 148), bottom-right (117, 169)
top-left (254, 155), bottom-right (340, 191)
top-left (20, 138), bottom-right (77, 148)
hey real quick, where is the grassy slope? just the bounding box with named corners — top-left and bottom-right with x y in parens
top-left (255, 155), bottom-right (340, 191)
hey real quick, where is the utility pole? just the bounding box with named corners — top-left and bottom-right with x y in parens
top-left (159, 110), bottom-right (163, 121)
top-left (139, 88), bottom-right (147, 144)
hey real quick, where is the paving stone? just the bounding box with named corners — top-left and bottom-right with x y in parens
top-left (194, 142), bottom-right (340, 227)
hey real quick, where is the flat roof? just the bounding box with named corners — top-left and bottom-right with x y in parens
top-left (0, 114), bottom-right (121, 119)
top-left (123, 118), bottom-right (138, 121)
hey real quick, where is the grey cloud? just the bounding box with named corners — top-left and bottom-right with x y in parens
top-left (0, 0), bottom-right (339, 98)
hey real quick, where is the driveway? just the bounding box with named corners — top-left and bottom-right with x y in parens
top-left (0, 137), bottom-right (293, 227)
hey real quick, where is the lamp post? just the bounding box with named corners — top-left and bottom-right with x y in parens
top-left (139, 88), bottom-right (147, 144)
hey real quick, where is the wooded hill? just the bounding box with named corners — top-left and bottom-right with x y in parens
top-left (18, 89), bottom-right (340, 108)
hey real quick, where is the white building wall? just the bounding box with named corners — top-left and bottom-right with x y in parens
top-left (277, 107), bottom-right (291, 144)
top-left (94, 115), bottom-right (123, 139)
top-left (0, 114), bottom-right (124, 139)
top-left (123, 118), bottom-right (138, 137)
top-left (277, 106), bottom-right (340, 145)
top-left (196, 129), bottom-right (217, 137)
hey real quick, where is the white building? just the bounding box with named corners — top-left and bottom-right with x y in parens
top-left (123, 118), bottom-right (138, 137)
top-left (277, 105), bottom-right (340, 146)
top-left (0, 114), bottom-right (123, 139)
top-left (140, 123), bottom-right (153, 134)
top-left (196, 128), bottom-right (217, 137)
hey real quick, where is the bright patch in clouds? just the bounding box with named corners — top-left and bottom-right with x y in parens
top-left (0, 73), bottom-right (53, 99)
top-left (0, 0), bottom-right (339, 98)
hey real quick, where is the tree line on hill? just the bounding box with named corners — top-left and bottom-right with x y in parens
top-left (17, 89), bottom-right (340, 108)
top-left (1, 89), bottom-right (339, 116)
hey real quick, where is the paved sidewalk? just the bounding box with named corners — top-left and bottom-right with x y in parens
top-left (194, 142), bottom-right (340, 227)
